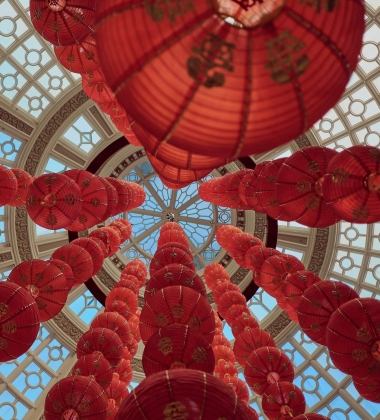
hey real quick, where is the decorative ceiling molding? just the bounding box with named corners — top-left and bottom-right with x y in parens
top-left (0, 106), bottom-right (34, 135)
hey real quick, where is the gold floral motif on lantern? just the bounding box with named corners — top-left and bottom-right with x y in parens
top-left (192, 346), bottom-right (207, 363)
top-left (299, 0), bottom-right (338, 12)
top-left (356, 328), bottom-right (372, 342)
top-left (46, 214), bottom-right (58, 227)
top-left (64, 194), bottom-right (76, 205)
top-left (65, 393), bottom-right (76, 405)
top-left (353, 206), bottom-right (370, 220)
top-left (352, 349), bottom-right (368, 362)
top-left (332, 168), bottom-right (349, 183)
top-left (78, 401), bottom-right (90, 413)
top-left (188, 317), bottom-right (201, 329)
top-left (305, 196), bottom-right (320, 211)
top-left (146, 0), bottom-right (194, 23)
top-left (164, 272), bottom-right (174, 281)
top-left (0, 303), bottom-right (8, 317)
top-left (172, 305), bottom-right (184, 318)
top-left (163, 401), bottom-right (189, 420)
top-left (53, 401), bottom-right (63, 412)
top-left (158, 337), bottom-right (173, 355)
top-left (0, 337), bottom-right (8, 350)
top-left (2, 321), bottom-right (17, 334)
top-left (306, 161), bottom-right (320, 173)
top-left (156, 313), bottom-right (169, 327)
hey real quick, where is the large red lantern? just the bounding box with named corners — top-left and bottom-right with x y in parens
top-left (90, 312), bottom-right (132, 347)
top-left (100, 177), bottom-right (118, 220)
top-left (139, 286), bottom-right (215, 344)
top-left (26, 173), bottom-right (82, 230)
top-left (142, 324), bottom-right (215, 376)
top-left (106, 378), bottom-right (129, 408)
top-left (89, 227), bottom-right (121, 257)
top-left (49, 258), bottom-right (75, 291)
top-left (276, 146), bottom-right (341, 227)
top-left (224, 304), bottom-right (250, 322)
top-left (113, 358), bottom-right (133, 386)
top-left (283, 270), bottom-right (322, 309)
top-left (215, 225), bottom-right (242, 250)
top-left (0, 282), bottom-right (40, 362)
top-left (324, 145), bottom-right (380, 223)
top-left (244, 347), bottom-right (294, 395)
top-left (52, 243), bottom-right (93, 285)
top-left (9, 168), bottom-right (33, 207)
top-left (105, 288), bottom-right (138, 314)
top-left (262, 382), bottom-right (306, 420)
top-left (239, 162), bottom-right (269, 213)
top-left (352, 377), bottom-right (380, 403)
top-left (44, 376), bottom-right (108, 420)
top-left (8, 259), bottom-right (68, 322)
top-left (298, 280), bottom-right (359, 346)
top-left (71, 238), bottom-right (105, 276)
top-left (326, 298), bottom-right (380, 379)
top-left (110, 219), bottom-right (132, 242)
top-left (72, 354), bottom-right (114, 389)
top-left (150, 247), bottom-right (195, 274)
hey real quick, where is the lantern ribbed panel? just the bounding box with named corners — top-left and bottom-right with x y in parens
top-left (8, 259), bottom-right (68, 322)
top-left (122, 260), bottom-right (147, 287)
top-left (157, 229), bottom-right (189, 248)
top-left (52, 243), bottom-right (93, 285)
top-left (122, 348), bottom-right (133, 362)
top-left (216, 225), bottom-right (242, 249)
top-left (217, 290), bottom-right (246, 317)
top-left (9, 168), bottom-right (33, 207)
top-left (262, 382), bottom-right (306, 420)
top-left (99, 100), bottom-right (126, 119)
top-left (224, 304), bottom-right (250, 322)
top-left (245, 246), bottom-right (281, 281)
top-left (44, 376), bottom-right (108, 420)
top-left (142, 324), bottom-right (215, 376)
top-left (352, 377), bottom-right (380, 403)
top-left (104, 177), bottom-right (132, 216)
top-left (0, 282), bottom-right (40, 362)
top-left (150, 247), bottom-right (195, 274)
top-left (76, 328), bottom-right (124, 368)
top-left (105, 300), bottom-right (137, 322)
top-left (212, 282), bottom-right (240, 305)
top-left (128, 338), bottom-right (139, 357)
top-left (99, 177), bottom-right (118, 220)
top-left (213, 310), bottom-right (223, 330)
top-left (107, 399), bottom-right (118, 420)
top-left (293, 415), bottom-right (330, 420)
top-left (245, 405), bottom-right (260, 420)
top-left (203, 263), bottom-right (230, 290)
top-left (114, 276), bottom-right (139, 295)
top-left (90, 312), bottom-right (132, 347)
top-left (160, 222), bottom-right (183, 233)
top-left (145, 263), bottom-right (205, 301)
top-left (212, 334), bottom-right (231, 348)
top-left (158, 241), bottom-right (190, 253)
top-left (244, 347), bottom-right (294, 395)
top-left (110, 219), bottom-right (132, 242)
top-left (71, 238), bottom-right (105, 276)
top-left (213, 345), bottom-right (236, 363)
top-left (30, 0), bottom-right (96, 46)
top-left (224, 376), bottom-right (250, 403)
top-left (89, 227), bottom-right (121, 257)
top-left (326, 298), bottom-right (380, 378)
top-left (113, 358), bottom-right (133, 386)
top-left (83, 76), bottom-right (116, 103)
top-left (283, 270), bottom-right (322, 309)
top-left (239, 162), bottom-right (269, 212)
top-left (324, 145), bottom-right (380, 223)
top-left (214, 360), bottom-right (238, 380)
top-left (127, 182), bottom-right (146, 208)
top-left (233, 328), bottom-right (276, 368)
top-left (106, 378), bottom-right (129, 408)
top-left (230, 314), bottom-right (259, 339)
top-left (72, 354), bottom-right (113, 389)
top-left (49, 258), bottom-right (75, 292)
top-left (105, 288), bottom-right (138, 314)
top-left (128, 314), bottom-right (140, 342)
top-left (26, 173), bottom-right (82, 230)
top-left (228, 232), bottom-right (264, 267)
top-left (298, 280), bottom-right (359, 346)
top-left (139, 286), bottom-right (215, 344)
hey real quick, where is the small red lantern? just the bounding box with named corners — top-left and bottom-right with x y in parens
top-left (160, 222), bottom-right (183, 233)
top-left (106, 377), bottom-right (129, 408)
top-left (139, 286), bottom-right (215, 344)
top-left (157, 229), bottom-right (189, 249)
top-left (87, 236), bottom-right (108, 259)
top-left (204, 263), bottom-right (230, 290)
top-left (212, 282), bottom-right (240, 305)
top-left (244, 347), bottom-right (294, 395)
top-left (298, 280), bottom-right (359, 346)
top-left (113, 358), bottom-right (133, 386)
top-left (122, 260), bottom-right (147, 287)
top-left (49, 258), bottom-right (75, 291)
top-left (71, 238), bottom-right (105, 276)
top-left (214, 359), bottom-right (238, 379)
top-left (228, 232), bottom-right (264, 267)
top-left (26, 173), bottom-right (82, 230)
top-left (104, 177), bottom-right (132, 216)
top-left (100, 177), bottom-right (118, 220)
top-left (107, 399), bottom-right (118, 420)
top-left (352, 377), bottom-right (380, 403)
top-left (245, 246), bottom-right (281, 281)
top-left (122, 347), bottom-right (132, 362)
top-left (224, 376), bottom-right (250, 404)
top-left (245, 406), bottom-right (259, 420)
top-left (0, 282), bottom-right (40, 362)
top-left (150, 247), bottom-right (195, 274)
top-left (76, 328), bottom-right (124, 368)
top-left (105, 300), bottom-right (137, 322)
top-left (216, 225), bottom-right (242, 250)
top-left (326, 298), bottom-right (380, 379)
top-left (125, 182), bottom-right (146, 209)
top-left (213, 345), bottom-right (236, 363)
top-left (110, 219), bottom-right (132, 242)
top-left (115, 275), bottom-right (140, 295)
top-left (99, 100), bottom-right (126, 119)
top-left (8, 259), bottom-right (68, 322)
top-left (72, 354), bottom-right (113, 389)
top-left (213, 310), bottom-right (223, 330)
top-left (83, 75), bottom-right (116, 104)
top-left (90, 312), bottom-right (132, 347)
top-left (105, 288), bottom-right (138, 314)
top-left (283, 270), bottom-right (322, 309)
top-left (212, 334), bottom-right (231, 348)
top-left (52, 243), bottom-right (93, 285)
top-left (239, 162), bottom-right (269, 213)
top-left (217, 290), bottom-right (246, 318)
top-left (9, 168), bottom-right (33, 207)
top-left (224, 304), bottom-right (250, 322)
top-left (230, 314), bottom-right (259, 339)
top-left (89, 227), bottom-right (121, 257)
top-left (233, 328), bottom-right (276, 368)
top-left (262, 382), bottom-right (306, 420)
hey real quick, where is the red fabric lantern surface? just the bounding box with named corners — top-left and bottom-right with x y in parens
top-left (230, 314), bottom-right (259, 339)
top-left (245, 406), bottom-right (260, 420)
top-left (255, 158), bottom-right (294, 221)
top-left (26, 173), bottom-right (82, 230)
top-left (115, 369), bottom-right (251, 420)
top-left (324, 145), bottom-right (380, 223)
top-left (142, 324), bottom-right (215, 376)
top-left (54, 33), bottom-right (99, 73)
top-left (212, 334), bottom-right (231, 348)
top-left (126, 182), bottom-right (146, 209)
top-left (149, 247), bottom-right (195, 274)
top-left (214, 359), bottom-right (238, 378)
top-left (326, 298), bottom-right (380, 379)
top-left (127, 337), bottom-right (139, 357)
top-left (113, 358), bottom-right (133, 386)
top-left (213, 345), bottom-right (236, 363)
top-left (145, 263), bottom-right (206, 301)
top-left (127, 314), bottom-right (141, 342)
top-left (203, 262), bottom-right (230, 290)
top-left (122, 347), bottom-right (133, 362)
top-left (109, 219), bottom-right (132, 242)
top-left (105, 288), bottom-right (138, 314)
top-left (216, 225), bottom-right (242, 249)
top-left (232, 169), bottom-right (255, 206)
top-left (160, 222), bottom-right (183, 233)
top-left (89, 227), bottom-right (121, 257)
top-left (107, 399), bottom-right (118, 420)
top-left (99, 99), bottom-right (126, 119)
top-left (99, 177), bottom-right (118, 220)
top-left (245, 246), bottom-right (281, 281)
top-left (352, 377), bottom-right (380, 403)
top-left (122, 260), bottom-right (148, 287)
top-left (95, 0), bottom-right (364, 162)
top-left (244, 347), bottom-right (294, 395)
top-left (8, 259), bottom-right (68, 322)
top-left (49, 258), bottom-right (75, 291)
top-left (44, 376), bottom-right (108, 420)
top-left (30, 0), bottom-right (96, 46)
top-left (158, 241), bottom-right (191, 254)
top-left (76, 328), bottom-right (124, 368)
top-left (213, 310), bottom-right (223, 329)
top-left (224, 376), bottom-right (250, 404)
top-left (90, 312), bottom-right (132, 347)
top-left (114, 275), bottom-right (139, 295)
top-left (239, 162), bottom-right (269, 213)
top-left (106, 378), bottom-right (129, 408)
top-left (52, 243), bottom-right (93, 285)
top-left (262, 382), bottom-right (306, 420)
top-left (157, 229), bottom-right (189, 249)
top-left (298, 280), bottom-right (359, 346)
top-left (72, 354), bottom-right (114, 389)
top-left (212, 282), bottom-right (240, 305)
top-left (228, 232), bottom-right (264, 267)
top-left (105, 300), bottom-right (137, 322)
top-left (276, 147), bottom-right (340, 227)
top-left (9, 168), bottom-right (33, 207)
top-left (0, 282), bottom-right (40, 362)
top-left (233, 328), bottom-right (276, 368)
top-left (217, 290), bottom-right (246, 318)
top-left (104, 177), bottom-right (131, 216)
top-left (293, 416), bottom-right (330, 420)
top-left (139, 286), bottom-right (215, 344)
top-left (63, 169), bottom-right (108, 230)
top-left (224, 304), bottom-right (250, 322)
top-left (83, 75), bottom-right (116, 104)
top-left (283, 270), bottom-right (322, 309)
top-left (260, 254), bottom-right (305, 298)
top-left (70, 238), bottom-right (105, 276)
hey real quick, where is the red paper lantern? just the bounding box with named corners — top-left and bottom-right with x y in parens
top-left (89, 227), bottom-right (121, 257)
top-left (139, 286), bottom-right (215, 344)
top-left (352, 377), bottom-right (380, 403)
top-left (9, 168), bottom-right (33, 207)
top-left (105, 288), bottom-right (138, 314)
top-left (83, 74), bottom-right (116, 104)
top-left (245, 246), bottom-right (281, 282)
top-left (99, 177), bottom-right (118, 220)
top-left (233, 328), bottom-right (276, 368)
top-left (122, 260), bottom-right (147, 287)
top-left (113, 358), bottom-right (133, 386)
top-left (116, 369), bottom-right (251, 420)
top-left (239, 162), bottom-right (269, 213)
top-left (63, 169), bottom-right (108, 230)
top-left (125, 182), bottom-right (146, 209)
top-left (76, 328), bottom-right (124, 368)
top-left (228, 232), bottom-right (264, 267)
top-left (8, 259), bottom-right (68, 322)
top-left (99, 99), bottom-right (126, 119)
top-left (107, 399), bottom-right (118, 420)
top-left (90, 312), bottom-right (132, 347)
top-left (158, 241), bottom-right (191, 254)
top-left (244, 347), bottom-right (294, 395)
top-left (326, 298), bottom-right (380, 378)
top-left (110, 219), bottom-right (132, 242)
top-left (203, 262), bottom-right (230, 290)
top-left (216, 225), bottom-right (242, 249)
top-left (122, 347), bottom-right (132, 362)
top-left (283, 270), bottom-right (322, 309)
top-left (157, 229), bottom-right (189, 249)
top-left (298, 280), bottom-right (359, 346)
top-left (150, 247), bottom-right (195, 274)
top-left (224, 304), bottom-right (250, 322)
top-left (71, 238), bottom-right (105, 276)
top-left (142, 324), bottom-right (215, 376)
top-left (26, 173), bottom-right (82, 230)
top-left (105, 300), bottom-right (138, 322)
top-left (217, 290), bottom-right (246, 318)
top-left (128, 338), bottom-right (139, 357)
top-left (106, 377), bottom-right (129, 408)
top-left (49, 258), bottom-right (75, 291)
top-left (160, 222), bottom-right (183, 233)
top-left (54, 33), bottom-right (99, 73)
top-left (128, 314), bottom-right (141, 342)
top-left (104, 177), bottom-right (132, 216)
top-left (214, 359), bottom-right (238, 379)
top-left (260, 254), bottom-right (305, 298)
top-left (262, 382), bottom-right (306, 420)
top-left (324, 145), bottom-right (380, 223)
top-left (0, 282), bottom-right (40, 362)
top-left (213, 310), bottom-right (223, 330)
top-left (213, 345), bottom-right (236, 363)
top-left (72, 354), bottom-right (113, 389)
top-left (245, 406), bottom-right (260, 420)
top-left (145, 263), bottom-right (206, 301)
top-left (115, 275), bottom-right (140, 295)
top-left (230, 314), bottom-right (259, 339)
top-left (52, 243), bottom-right (93, 285)
top-left (224, 376), bottom-right (250, 404)
top-left (212, 282), bottom-right (240, 305)
top-left (212, 334), bottom-right (231, 348)
top-left (30, 0), bottom-right (96, 46)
